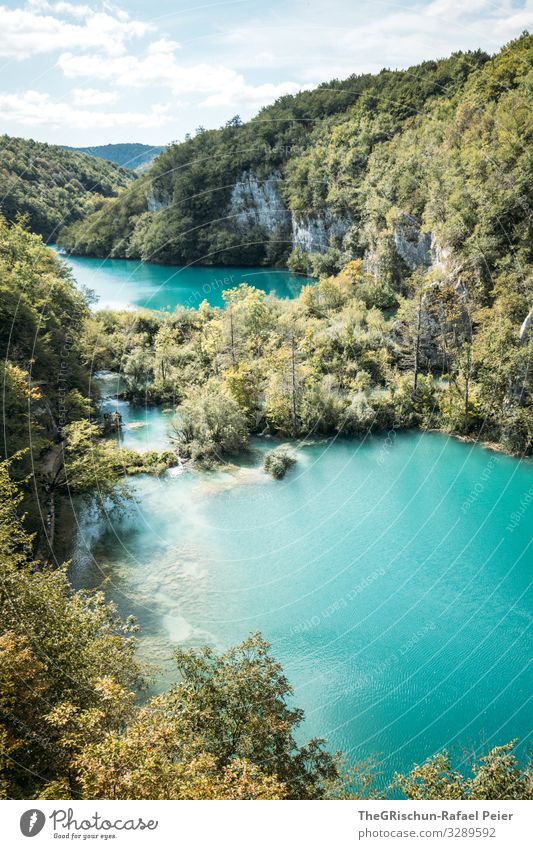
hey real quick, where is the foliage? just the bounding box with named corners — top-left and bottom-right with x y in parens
top-left (0, 135), bottom-right (131, 239)
top-left (263, 446), bottom-right (297, 479)
top-left (395, 742), bottom-right (532, 800)
top-left (58, 46), bottom-right (490, 265)
top-left (90, 247), bottom-right (532, 454)
top-left (55, 420), bottom-right (131, 505)
top-left (0, 216), bottom-right (90, 429)
top-left (0, 39), bottom-right (531, 805)
top-left (0, 461), bottom-right (141, 799)
top-left (172, 383), bottom-right (249, 460)
top-left (75, 634), bottom-right (340, 800)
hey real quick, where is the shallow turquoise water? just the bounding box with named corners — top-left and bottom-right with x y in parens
top-left (97, 371), bottom-right (176, 452)
top-left (60, 252), bottom-right (309, 310)
top-left (71, 422), bottom-right (533, 783)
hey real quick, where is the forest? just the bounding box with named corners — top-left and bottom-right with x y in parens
top-left (0, 135), bottom-right (132, 239)
top-left (65, 143), bottom-right (165, 172)
top-left (0, 216), bottom-right (531, 801)
top-left (82, 253), bottom-right (532, 458)
top-left (0, 35), bottom-right (531, 801)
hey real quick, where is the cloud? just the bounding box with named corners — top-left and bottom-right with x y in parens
top-left (201, 79), bottom-right (314, 108)
top-left (0, 89), bottom-right (172, 129)
top-left (72, 87), bottom-right (118, 106)
top-left (214, 0), bottom-right (533, 79)
top-left (58, 39), bottom-right (310, 108)
top-left (0, 2), bottom-right (153, 59)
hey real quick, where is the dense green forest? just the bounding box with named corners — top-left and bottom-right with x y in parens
top-left (0, 37), bottom-right (531, 801)
top-left (62, 34), bottom-right (532, 456)
top-left (0, 135), bottom-right (132, 239)
top-left (65, 143), bottom-right (165, 172)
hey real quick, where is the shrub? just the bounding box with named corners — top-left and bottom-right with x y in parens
top-left (263, 447), bottom-right (296, 479)
top-left (173, 384), bottom-right (249, 460)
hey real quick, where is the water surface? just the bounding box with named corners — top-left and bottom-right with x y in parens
top-left (60, 252), bottom-right (309, 311)
top-left (70, 416), bottom-right (533, 784)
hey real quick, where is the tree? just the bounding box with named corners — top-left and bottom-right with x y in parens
top-left (172, 383), bottom-right (249, 460)
top-left (263, 446), bottom-right (296, 479)
top-left (395, 741), bottom-right (532, 800)
top-left (0, 462), bottom-right (140, 799)
top-left (52, 420), bottom-right (130, 505)
top-left (122, 346), bottom-right (155, 397)
top-left (75, 634), bottom-right (340, 800)
top-left (395, 272), bottom-right (430, 397)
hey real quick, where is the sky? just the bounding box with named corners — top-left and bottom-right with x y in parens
top-left (0, 0), bottom-right (531, 147)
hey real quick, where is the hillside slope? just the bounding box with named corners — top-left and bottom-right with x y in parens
top-left (66, 142), bottom-right (165, 171)
top-left (0, 135), bottom-right (133, 240)
top-left (59, 35), bottom-right (531, 300)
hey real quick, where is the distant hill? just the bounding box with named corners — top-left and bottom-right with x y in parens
top-left (66, 143), bottom-right (165, 172)
top-left (0, 134), bottom-right (133, 240)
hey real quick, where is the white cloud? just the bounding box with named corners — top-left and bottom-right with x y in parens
top-left (148, 37), bottom-right (181, 54)
top-left (0, 89), bottom-right (172, 129)
top-left (201, 79), bottom-right (314, 108)
top-left (427, 0), bottom-right (501, 17)
top-left (214, 0), bottom-right (533, 79)
top-left (58, 39), bottom-right (310, 108)
top-left (0, 2), bottom-right (153, 59)
top-left (72, 87), bottom-right (118, 106)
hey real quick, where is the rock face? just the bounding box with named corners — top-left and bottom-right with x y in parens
top-left (227, 177), bottom-right (450, 279)
top-left (147, 189), bottom-right (169, 213)
top-left (228, 170), bottom-right (350, 255)
top-left (291, 212), bottom-right (350, 252)
top-left (229, 171), bottom-right (290, 234)
top-left (393, 212), bottom-right (432, 270)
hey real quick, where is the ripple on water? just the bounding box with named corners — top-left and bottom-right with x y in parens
top-left (70, 427), bottom-right (533, 783)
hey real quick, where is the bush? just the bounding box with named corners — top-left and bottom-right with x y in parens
top-left (173, 384), bottom-right (249, 460)
top-left (263, 447), bottom-right (296, 479)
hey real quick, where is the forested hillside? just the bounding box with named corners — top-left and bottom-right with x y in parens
top-left (0, 32), bottom-right (531, 802)
top-left (0, 135), bottom-right (132, 239)
top-left (59, 44), bottom-right (493, 267)
top-left (66, 142), bottom-right (165, 171)
top-left (59, 36), bottom-right (531, 320)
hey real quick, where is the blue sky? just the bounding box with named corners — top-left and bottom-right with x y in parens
top-left (0, 0), bottom-right (531, 146)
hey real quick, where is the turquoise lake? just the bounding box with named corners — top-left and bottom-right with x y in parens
top-left (70, 382), bottom-right (533, 784)
top-left (60, 252), bottom-right (309, 310)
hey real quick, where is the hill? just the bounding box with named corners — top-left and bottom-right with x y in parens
top-left (58, 34), bottom-right (532, 300)
top-left (66, 142), bottom-right (165, 171)
top-left (0, 135), bottom-right (133, 240)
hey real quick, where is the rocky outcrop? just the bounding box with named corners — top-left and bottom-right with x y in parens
top-left (229, 171), bottom-right (290, 234)
top-left (228, 171), bottom-right (351, 256)
top-left (430, 233), bottom-right (453, 270)
top-left (393, 212), bottom-right (432, 270)
top-left (291, 212), bottom-right (350, 253)
top-left (147, 189), bottom-right (169, 213)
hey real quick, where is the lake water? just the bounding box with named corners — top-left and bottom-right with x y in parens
top-left (60, 252), bottom-right (310, 310)
top-left (70, 391), bottom-right (533, 784)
